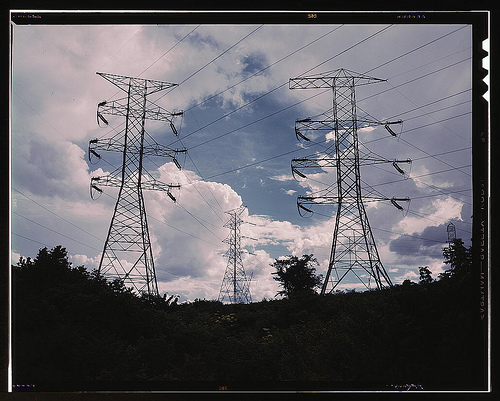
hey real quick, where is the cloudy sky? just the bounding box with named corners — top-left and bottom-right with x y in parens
top-left (10, 12), bottom-right (476, 302)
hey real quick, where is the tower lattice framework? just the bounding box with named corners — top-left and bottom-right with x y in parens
top-left (447, 221), bottom-right (457, 246)
top-left (89, 72), bottom-right (186, 297)
top-left (290, 68), bottom-right (410, 294)
top-left (218, 206), bottom-right (252, 304)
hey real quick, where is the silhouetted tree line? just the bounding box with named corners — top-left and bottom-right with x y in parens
top-left (12, 239), bottom-right (483, 391)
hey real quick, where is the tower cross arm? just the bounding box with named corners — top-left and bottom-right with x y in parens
top-left (141, 178), bottom-right (181, 192)
top-left (298, 194), bottom-right (409, 207)
top-left (89, 138), bottom-right (186, 161)
top-left (290, 73), bottom-right (385, 89)
top-left (91, 174), bottom-right (181, 192)
top-left (142, 144), bottom-right (187, 159)
top-left (98, 99), bottom-right (183, 122)
top-left (97, 72), bottom-right (178, 95)
top-left (289, 76), bottom-right (337, 89)
top-left (91, 174), bottom-right (122, 188)
top-left (89, 138), bottom-right (124, 153)
top-left (296, 118), bottom-right (337, 132)
top-left (292, 156), bottom-right (336, 175)
top-left (298, 194), bottom-right (338, 206)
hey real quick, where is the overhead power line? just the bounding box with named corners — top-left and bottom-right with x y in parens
top-left (139, 25), bottom-right (201, 78)
top-left (363, 25), bottom-right (468, 74)
top-left (161, 25), bottom-right (264, 98)
top-left (359, 57), bottom-right (471, 104)
top-left (12, 187), bottom-right (103, 243)
top-left (12, 232), bottom-right (51, 249)
top-left (182, 67), bottom-right (471, 179)
top-left (184, 25), bottom-right (344, 113)
top-left (173, 25), bottom-right (394, 146)
top-left (12, 211), bottom-right (101, 252)
top-left (176, 24), bottom-right (467, 152)
top-left (201, 111), bottom-right (472, 181)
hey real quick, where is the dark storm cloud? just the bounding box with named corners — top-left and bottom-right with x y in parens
top-left (389, 222), bottom-right (460, 258)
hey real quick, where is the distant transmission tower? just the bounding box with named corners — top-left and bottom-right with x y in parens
top-left (218, 206), bottom-right (253, 303)
top-left (290, 68), bottom-right (411, 294)
top-left (88, 72), bottom-right (186, 297)
top-left (447, 221), bottom-right (457, 247)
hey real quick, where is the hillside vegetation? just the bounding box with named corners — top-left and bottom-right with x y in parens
top-left (12, 244), bottom-right (484, 391)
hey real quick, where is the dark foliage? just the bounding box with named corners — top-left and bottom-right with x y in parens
top-left (440, 238), bottom-right (472, 280)
top-left (271, 254), bottom-right (323, 298)
top-left (12, 245), bottom-right (484, 391)
top-left (418, 266), bottom-right (433, 284)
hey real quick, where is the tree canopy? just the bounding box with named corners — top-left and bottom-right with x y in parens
top-left (418, 266), bottom-right (433, 284)
top-left (11, 244), bottom-right (483, 390)
top-left (440, 238), bottom-right (472, 280)
top-left (271, 254), bottom-right (323, 298)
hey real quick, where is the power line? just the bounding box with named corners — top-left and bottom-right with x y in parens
top-left (147, 212), bottom-right (222, 248)
top-left (412, 146), bottom-right (471, 162)
top-left (312, 209), bottom-right (470, 244)
top-left (201, 111), bottom-right (473, 181)
top-left (93, 98), bottom-right (228, 226)
top-left (297, 25), bottom-right (394, 77)
top-left (14, 145), bottom-right (224, 252)
top-left (97, 25), bottom-right (202, 106)
top-left (182, 23), bottom-right (464, 151)
top-left (12, 211), bottom-right (101, 251)
top-left (173, 83), bottom-right (289, 145)
top-left (400, 111), bottom-right (471, 135)
top-left (399, 100), bottom-right (471, 124)
top-left (406, 209), bottom-right (472, 232)
top-left (176, 144), bottom-right (226, 221)
top-left (11, 232), bottom-right (51, 249)
top-left (303, 163), bottom-right (472, 204)
top-left (116, 88), bottom-right (472, 221)
top-left (177, 203), bottom-right (224, 241)
top-left (187, 88), bottom-right (328, 151)
top-left (12, 149), bottom-right (90, 200)
top-left (183, 25), bottom-right (344, 113)
top-left (12, 150), bottom-right (222, 254)
top-left (388, 88), bottom-right (471, 119)
top-left (181, 63), bottom-right (471, 179)
top-left (161, 24), bottom-right (264, 99)
top-left (173, 25), bottom-right (394, 146)
top-left (176, 87), bottom-right (227, 219)
top-left (13, 25), bottom-right (474, 267)
top-left (13, 91), bottom-right (71, 143)
top-left (141, 26), bottom-right (280, 223)
top-left (12, 187), bottom-right (104, 243)
top-left (139, 25), bottom-right (201, 78)
top-left (387, 46), bottom-right (471, 82)
top-left (174, 26), bottom-right (345, 209)
top-left (359, 56), bottom-right (471, 104)
top-left (98, 26), bottom-right (144, 72)
top-left (364, 25), bottom-right (469, 75)
top-left (310, 210), bottom-right (441, 245)
top-left (144, 150), bottom-right (226, 222)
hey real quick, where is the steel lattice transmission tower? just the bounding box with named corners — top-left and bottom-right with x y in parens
top-left (88, 72), bottom-right (186, 297)
top-left (447, 221), bottom-right (457, 247)
top-left (218, 206), bottom-right (253, 304)
top-left (290, 68), bottom-right (411, 294)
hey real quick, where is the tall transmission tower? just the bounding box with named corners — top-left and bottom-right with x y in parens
top-left (218, 206), bottom-right (253, 304)
top-left (88, 72), bottom-right (186, 297)
top-left (289, 68), bottom-right (411, 294)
